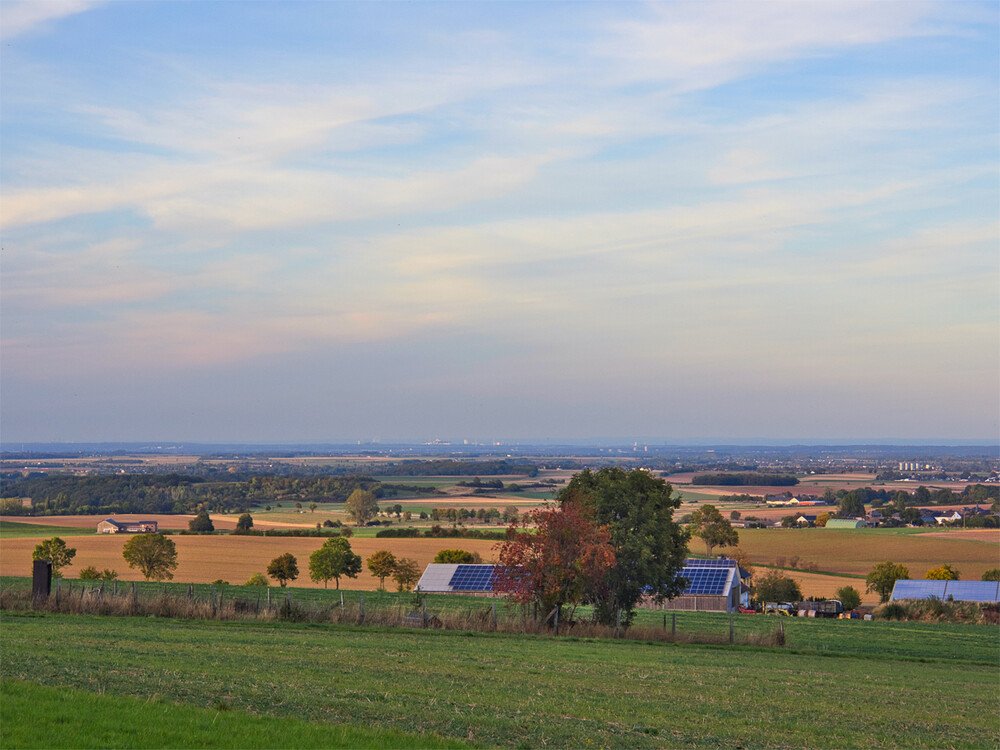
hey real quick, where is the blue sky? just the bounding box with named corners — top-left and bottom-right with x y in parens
top-left (1, 1), bottom-right (997, 443)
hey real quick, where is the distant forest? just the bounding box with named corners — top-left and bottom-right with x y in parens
top-left (0, 474), bottom-right (377, 516)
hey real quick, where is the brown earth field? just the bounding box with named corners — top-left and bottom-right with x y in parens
top-left (729, 528), bottom-right (999, 582)
top-left (0, 535), bottom-right (501, 589)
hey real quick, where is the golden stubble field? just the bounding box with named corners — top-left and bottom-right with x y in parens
top-left (0, 534), bottom-right (500, 590)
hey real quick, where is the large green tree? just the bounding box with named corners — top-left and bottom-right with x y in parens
top-left (122, 534), bottom-right (178, 581)
top-left (308, 537), bottom-right (361, 589)
top-left (188, 510), bottom-right (214, 532)
top-left (558, 468), bottom-right (688, 626)
top-left (838, 492), bottom-right (866, 518)
top-left (686, 503), bottom-right (739, 557)
top-left (345, 489), bottom-right (379, 526)
top-left (866, 561), bottom-right (910, 603)
top-left (31, 537), bottom-right (77, 578)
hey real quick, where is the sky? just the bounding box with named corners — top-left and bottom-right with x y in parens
top-left (1, 1), bottom-right (997, 444)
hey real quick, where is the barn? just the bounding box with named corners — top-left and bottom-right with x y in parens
top-left (656, 558), bottom-right (752, 613)
top-left (414, 563), bottom-right (499, 596)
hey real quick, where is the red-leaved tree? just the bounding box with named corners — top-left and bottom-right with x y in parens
top-left (493, 502), bottom-right (615, 623)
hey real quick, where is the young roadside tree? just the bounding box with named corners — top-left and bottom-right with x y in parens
top-left (345, 489), bottom-right (379, 526)
top-left (367, 550), bottom-right (397, 589)
top-left (267, 553), bottom-right (299, 587)
top-left (558, 468), bottom-right (688, 627)
top-left (494, 502), bottom-right (615, 626)
top-left (122, 534), bottom-right (178, 581)
top-left (925, 564), bottom-right (960, 580)
top-left (188, 510), bottom-right (214, 533)
top-left (866, 561), bottom-right (910, 603)
top-left (236, 513), bottom-right (254, 532)
top-left (686, 503), bottom-right (739, 557)
top-left (391, 557), bottom-right (421, 592)
top-left (308, 537), bottom-right (362, 589)
top-left (834, 585), bottom-right (862, 610)
top-left (32, 537), bottom-right (77, 578)
top-left (752, 569), bottom-right (803, 603)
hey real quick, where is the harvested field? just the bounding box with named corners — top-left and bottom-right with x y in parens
top-left (733, 528), bottom-right (1000, 581)
top-left (918, 529), bottom-right (1000, 543)
top-left (0, 535), bottom-right (499, 589)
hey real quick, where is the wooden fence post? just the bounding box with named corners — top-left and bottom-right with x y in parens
top-left (672, 613), bottom-right (676, 638)
top-left (553, 606), bottom-right (559, 636)
top-left (615, 608), bottom-right (622, 639)
top-left (730, 615), bottom-right (734, 645)
top-left (359, 595), bottom-right (365, 625)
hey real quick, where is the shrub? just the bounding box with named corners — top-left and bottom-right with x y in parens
top-left (244, 573), bottom-right (268, 586)
top-left (78, 566), bottom-right (101, 580)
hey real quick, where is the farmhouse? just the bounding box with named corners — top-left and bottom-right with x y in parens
top-left (96, 518), bottom-right (158, 534)
top-left (658, 558), bottom-right (752, 613)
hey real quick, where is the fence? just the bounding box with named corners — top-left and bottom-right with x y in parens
top-left (1, 577), bottom-right (788, 647)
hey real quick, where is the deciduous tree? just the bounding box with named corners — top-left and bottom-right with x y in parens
top-left (686, 503), bottom-right (738, 557)
top-left (866, 561), bottom-right (910, 603)
top-left (433, 549), bottom-right (477, 564)
top-left (236, 513), bottom-right (254, 531)
top-left (122, 534), bottom-right (178, 581)
top-left (308, 537), bottom-right (361, 589)
top-left (31, 537), bottom-right (77, 578)
top-left (753, 569), bottom-right (802, 603)
top-left (345, 489), bottom-right (379, 526)
top-left (925, 564), bottom-right (959, 580)
top-left (834, 585), bottom-right (862, 610)
top-left (391, 557), bottom-right (421, 592)
top-left (267, 553), bottom-right (299, 587)
top-left (367, 550), bottom-right (397, 589)
top-left (494, 502), bottom-right (615, 623)
top-left (188, 510), bottom-right (214, 532)
top-left (558, 468), bottom-right (688, 626)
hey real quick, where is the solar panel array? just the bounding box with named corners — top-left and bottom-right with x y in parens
top-left (890, 579), bottom-right (1000, 603)
top-left (448, 565), bottom-right (497, 592)
top-left (679, 566), bottom-right (733, 596)
top-left (944, 581), bottom-right (1000, 602)
top-left (890, 580), bottom-right (947, 600)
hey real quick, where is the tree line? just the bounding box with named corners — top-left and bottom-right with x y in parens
top-left (690, 473), bottom-right (799, 486)
top-left (0, 474), bottom-right (379, 516)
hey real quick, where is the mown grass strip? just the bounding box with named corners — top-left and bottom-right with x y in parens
top-left (0, 678), bottom-right (468, 749)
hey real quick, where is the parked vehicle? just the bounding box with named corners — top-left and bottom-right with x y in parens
top-left (763, 602), bottom-right (796, 616)
top-left (796, 600), bottom-right (844, 618)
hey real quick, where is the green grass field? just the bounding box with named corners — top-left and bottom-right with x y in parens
top-left (1, 610), bottom-right (996, 749)
top-left (0, 521), bottom-right (95, 539)
top-left (0, 680), bottom-right (467, 749)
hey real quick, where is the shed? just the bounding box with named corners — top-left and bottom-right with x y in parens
top-left (659, 558), bottom-right (751, 613)
top-left (414, 564), bottom-right (499, 596)
top-left (825, 519), bottom-right (865, 529)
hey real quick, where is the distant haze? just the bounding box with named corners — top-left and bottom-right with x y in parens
top-left (1, 1), bottom-right (997, 443)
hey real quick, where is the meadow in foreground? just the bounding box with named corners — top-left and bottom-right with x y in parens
top-left (1, 609), bottom-right (997, 749)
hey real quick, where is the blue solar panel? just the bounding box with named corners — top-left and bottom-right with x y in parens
top-left (679, 566), bottom-right (731, 595)
top-left (448, 565), bottom-right (496, 591)
top-left (943, 581), bottom-right (1000, 603)
top-left (890, 580), bottom-right (946, 601)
